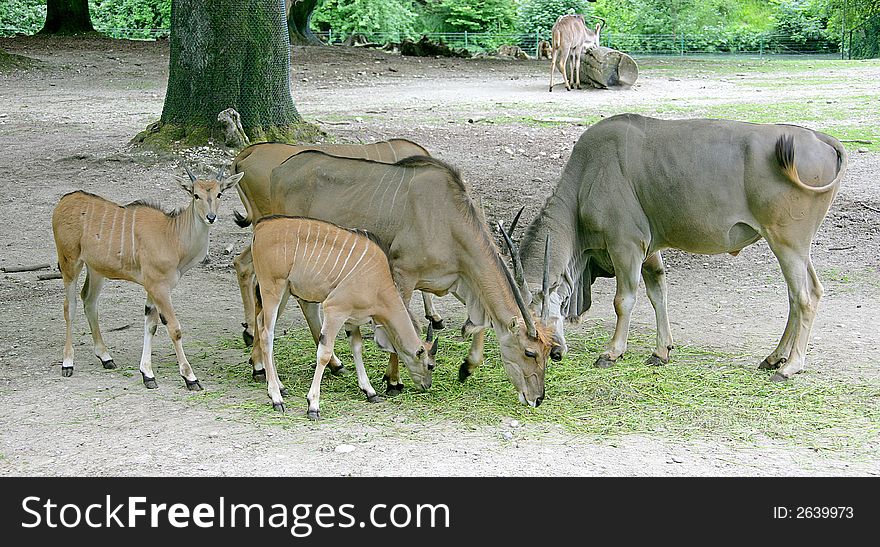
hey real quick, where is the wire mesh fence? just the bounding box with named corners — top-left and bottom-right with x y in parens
top-left (0, 25), bottom-right (849, 57)
top-left (845, 14), bottom-right (880, 59)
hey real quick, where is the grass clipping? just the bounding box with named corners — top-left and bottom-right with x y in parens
top-left (213, 325), bottom-right (880, 450)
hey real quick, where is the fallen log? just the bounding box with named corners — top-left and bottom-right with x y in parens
top-left (578, 46), bottom-right (639, 89)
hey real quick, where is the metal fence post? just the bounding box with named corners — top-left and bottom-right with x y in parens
top-left (464, 30), bottom-right (468, 49)
top-left (759, 35), bottom-right (764, 58)
top-left (535, 30), bottom-right (539, 58)
top-left (680, 34), bottom-right (685, 56)
top-left (328, 28), bottom-right (332, 44)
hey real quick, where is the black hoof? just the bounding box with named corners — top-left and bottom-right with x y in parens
top-left (242, 328), bottom-right (254, 348)
top-left (367, 394), bottom-right (384, 403)
top-left (61, 366), bottom-right (73, 378)
top-left (184, 378), bottom-right (203, 391)
top-left (770, 372), bottom-right (788, 383)
top-left (758, 358), bottom-right (782, 370)
top-left (100, 359), bottom-right (117, 370)
top-left (645, 355), bottom-right (668, 367)
top-left (593, 356), bottom-right (616, 369)
top-left (252, 369), bottom-right (267, 382)
top-left (458, 361), bottom-right (472, 383)
top-left (307, 409), bottom-right (320, 421)
top-left (272, 402), bottom-right (286, 413)
top-left (280, 387), bottom-right (289, 398)
top-left (386, 384), bottom-right (404, 396)
top-left (328, 364), bottom-right (347, 377)
top-left (430, 318), bottom-right (445, 330)
top-left (142, 373), bottom-right (158, 389)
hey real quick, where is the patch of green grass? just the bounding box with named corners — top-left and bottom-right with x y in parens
top-left (636, 56), bottom-right (880, 77)
top-left (212, 326), bottom-right (880, 450)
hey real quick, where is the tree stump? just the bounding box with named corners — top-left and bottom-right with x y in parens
top-left (578, 46), bottom-right (638, 89)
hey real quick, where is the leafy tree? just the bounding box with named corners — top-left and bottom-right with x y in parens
top-left (39, 0), bottom-right (94, 34)
top-left (517, 0), bottom-right (595, 35)
top-left (431, 0), bottom-right (517, 33)
top-left (134, 0), bottom-right (318, 148)
top-left (311, 0), bottom-right (417, 39)
top-left (90, 0), bottom-right (171, 30)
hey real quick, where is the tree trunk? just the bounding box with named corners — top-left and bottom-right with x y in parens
top-left (578, 46), bottom-right (639, 89)
top-left (39, 0), bottom-right (95, 35)
top-left (134, 0), bottom-right (319, 148)
top-left (287, 0), bottom-right (324, 46)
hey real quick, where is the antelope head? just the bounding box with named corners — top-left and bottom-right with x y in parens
top-left (177, 165), bottom-right (245, 225)
top-left (402, 324), bottom-right (439, 391)
top-left (499, 216), bottom-right (566, 363)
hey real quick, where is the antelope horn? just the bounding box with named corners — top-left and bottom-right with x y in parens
top-left (500, 254), bottom-right (537, 339)
top-left (183, 164), bottom-right (197, 183)
top-left (217, 165), bottom-right (225, 181)
top-left (541, 234), bottom-right (551, 322)
top-left (426, 321), bottom-right (434, 343)
top-left (508, 206), bottom-right (525, 237)
top-left (497, 221), bottom-right (531, 302)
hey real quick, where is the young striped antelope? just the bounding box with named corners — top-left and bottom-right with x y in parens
top-left (51, 165), bottom-right (244, 390)
top-left (250, 216), bottom-right (436, 419)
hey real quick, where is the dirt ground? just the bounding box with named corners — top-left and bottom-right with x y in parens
top-left (0, 37), bottom-right (878, 476)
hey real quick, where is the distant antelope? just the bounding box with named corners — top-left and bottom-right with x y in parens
top-left (250, 216), bottom-right (436, 418)
top-left (550, 15), bottom-right (600, 91)
top-left (51, 166), bottom-right (244, 389)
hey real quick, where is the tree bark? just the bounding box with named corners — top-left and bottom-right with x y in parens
top-left (578, 46), bottom-right (639, 89)
top-left (287, 0), bottom-right (324, 46)
top-left (39, 0), bottom-right (95, 35)
top-left (135, 0), bottom-right (319, 148)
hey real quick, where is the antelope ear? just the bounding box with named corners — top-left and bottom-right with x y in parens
top-left (220, 171), bottom-right (244, 191)
top-left (507, 317), bottom-right (520, 335)
top-left (175, 176), bottom-right (194, 195)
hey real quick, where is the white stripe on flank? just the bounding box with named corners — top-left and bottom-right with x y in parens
top-left (329, 236), bottom-right (358, 286)
top-left (367, 167), bottom-right (391, 210)
top-left (308, 224), bottom-right (328, 272)
top-left (389, 167), bottom-right (410, 213)
top-left (96, 205), bottom-right (108, 241)
top-left (390, 144), bottom-right (398, 162)
top-left (129, 209), bottom-right (137, 267)
top-left (105, 208), bottom-right (118, 258)
top-left (327, 233), bottom-right (351, 283)
top-left (380, 168), bottom-right (405, 217)
top-left (118, 208), bottom-right (127, 258)
top-left (292, 222), bottom-right (302, 269)
top-left (336, 244), bottom-right (370, 286)
top-left (300, 223), bottom-right (312, 263)
top-left (313, 229), bottom-right (340, 277)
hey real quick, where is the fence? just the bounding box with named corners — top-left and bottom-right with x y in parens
top-left (0, 25), bottom-right (841, 57)
top-left (845, 14), bottom-right (880, 59)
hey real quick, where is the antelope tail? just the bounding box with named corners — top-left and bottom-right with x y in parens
top-left (775, 134), bottom-right (844, 193)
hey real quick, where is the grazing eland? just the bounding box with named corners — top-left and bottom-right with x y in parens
top-left (250, 216), bottom-right (436, 418)
top-left (504, 114), bottom-right (846, 381)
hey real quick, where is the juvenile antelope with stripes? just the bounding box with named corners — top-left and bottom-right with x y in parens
top-left (51, 166), bottom-right (244, 389)
top-left (250, 216), bottom-right (436, 418)
top-left (230, 139), bottom-right (445, 355)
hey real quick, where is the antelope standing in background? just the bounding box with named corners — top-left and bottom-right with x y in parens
top-left (230, 139), bottom-right (445, 357)
top-left (51, 166), bottom-right (244, 390)
top-left (250, 216), bottom-right (436, 418)
top-left (549, 15), bottom-right (600, 91)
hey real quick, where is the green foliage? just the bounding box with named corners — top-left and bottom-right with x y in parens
top-left (0, 0), bottom-right (45, 33)
top-left (90, 0), bottom-right (171, 30)
top-left (311, 0), bottom-right (417, 39)
top-left (429, 0), bottom-right (517, 33)
top-left (517, 0), bottom-right (595, 36)
top-left (0, 0), bottom-right (170, 35)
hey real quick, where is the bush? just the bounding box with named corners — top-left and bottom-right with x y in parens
top-left (517, 0), bottom-right (595, 36)
top-left (311, 0), bottom-right (417, 41)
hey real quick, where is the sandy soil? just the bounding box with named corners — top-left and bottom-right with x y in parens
top-left (0, 37), bottom-right (877, 476)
